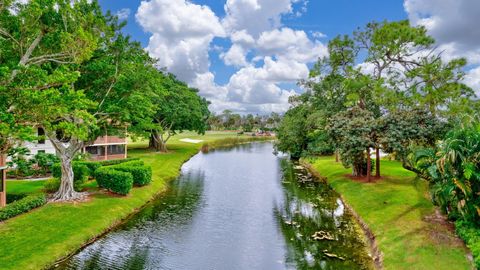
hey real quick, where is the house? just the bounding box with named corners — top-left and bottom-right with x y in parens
top-left (23, 127), bottom-right (56, 156)
top-left (0, 155), bottom-right (6, 207)
top-left (82, 135), bottom-right (127, 161)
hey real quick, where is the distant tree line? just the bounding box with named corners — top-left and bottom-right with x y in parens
top-left (208, 110), bottom-right (282, 132)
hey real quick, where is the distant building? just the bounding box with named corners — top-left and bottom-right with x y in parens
top-left (23, 127), bottom-right (56, 156)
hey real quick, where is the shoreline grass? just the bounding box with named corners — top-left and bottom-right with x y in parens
top-left (306, 156), bottom-right (473, 270)
top-left (0, 132), bottom-right (266, 270)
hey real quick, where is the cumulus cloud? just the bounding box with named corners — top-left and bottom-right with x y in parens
top-left (137, 0), bottom-right (325, 113)
top-left (136, 0), bottom-right (225, 82)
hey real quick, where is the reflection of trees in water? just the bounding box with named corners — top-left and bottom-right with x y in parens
top-left (276, 160), bottom-right (373, 270)
top-left (58, 170), bottom-right (206, 270)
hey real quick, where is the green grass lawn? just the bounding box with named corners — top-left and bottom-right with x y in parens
top-left (0, 132), bottom-right (260, 270)
top-left (7, 179), bottom-right (47, 195)
top-left (307, 156), bottom-right (473, 270)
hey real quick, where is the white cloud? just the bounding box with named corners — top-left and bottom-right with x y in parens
top-left (136, 0), bottom-right (225, 82)
top-left (222, 0), bottom-right (295, 36)
top-left (256, 27), bottom-right (328, 62)
top-left (115, 8), bottom-right (130, 20)
top-left (137, 0), bottom-right (326, 114)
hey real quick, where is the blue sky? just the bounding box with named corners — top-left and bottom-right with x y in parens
top-left (97, 0), bottom-right (480, 114)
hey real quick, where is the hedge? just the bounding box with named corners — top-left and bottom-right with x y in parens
top-left (95, 167), bottom-right (133, 195)
top-left (99, 157), bottom-right (140, 166)
top-left (52, 163), bottom-right (89, 183)
top-left (0, 194), bottom-right (47, 221)
top-left (111, 162), bottom-right (152, 186)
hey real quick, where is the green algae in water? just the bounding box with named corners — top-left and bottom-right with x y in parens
top-left (277, 160), bottom-right (375, 270)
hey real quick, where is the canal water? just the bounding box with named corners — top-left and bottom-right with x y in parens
top-left (57, 142), bottom-right (373, 270)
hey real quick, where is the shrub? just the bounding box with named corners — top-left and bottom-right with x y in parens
top-left (95, 167), bottom-right (133, 195)
top-left (456, 220), bottom-right (480, 269)
top-left (99, 158), bottom-right (140, 166)
top-left (74, 161), bottom-right (101, 177)
top-left (0, 194), bottom-right (47, 221)
top-left (6, 193), bottom-right (27, 204)
top-left (44, 178), bottom-right (60, 193)
top-left (111, 162), bottom-right (152, 186)
top-left (32, 152), bottom-right (59, 175)
top-left (52, 163), bottom-right (89, 184)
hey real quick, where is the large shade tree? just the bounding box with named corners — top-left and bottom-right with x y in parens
top-left (8, 1), bottom-right (156, 201)
top-left (0, 0), bottom-right (102, 158)
top-left (132, 73), bottom-right (210, 153)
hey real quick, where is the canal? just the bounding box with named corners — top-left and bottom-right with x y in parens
top-left (57, 142), bottom-right (373, 270)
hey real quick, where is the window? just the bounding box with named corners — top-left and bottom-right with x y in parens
top-left (38, 128), bottom-right (45, 144)
top-left (108, 145), bottom-right (125, 155)
top-left (86, 146), bottom-right (104, 156)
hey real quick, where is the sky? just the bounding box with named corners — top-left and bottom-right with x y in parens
top-left (97, 0), bottom-right (480, 114)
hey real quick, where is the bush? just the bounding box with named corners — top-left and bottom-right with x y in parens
top-left (95, 167), bottom-right (133, 195)
top-left (456, 220), bottom-right (480, 269)
top-left (99, 158), bottom-right (140, 166)
top-left (6, 193), bottom-right (27, 204)
top-left (44, 178), bottom-right (60, 193)
top-left (74, 161), bottom-right (101, 177)
top-left (111, 162), bottom-right (152, 186)
top-left (0, 194), bottom-right (47, 221)
top-left (32, 152), bottom-right (59, 175)
top-left (52, 163), bottom-right (89, 183)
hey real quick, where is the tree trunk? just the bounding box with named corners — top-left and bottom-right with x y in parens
top-left (335, 149), bottom-right (339, 163)
top-left (47, 133), bottom-right (85, 202)
top-left (51, 155), bottom-right (82, 201)
top-left (367, 148), bottom-right (371, 182)
top-left (375, 147), bottom-right (380, 178)
top-left (149, 130), bottom-right (168, 152)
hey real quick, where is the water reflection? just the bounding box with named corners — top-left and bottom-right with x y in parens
top-left (277, 160), bottom-right (373, 269)
top-left (57, 143), bottom-right (372, 270)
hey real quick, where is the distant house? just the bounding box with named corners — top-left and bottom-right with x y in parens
top-left (82, 135), bottom-right (127, 161)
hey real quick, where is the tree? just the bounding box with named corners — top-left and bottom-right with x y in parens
top-left (14, 5), bottom-right (155, 201)
top-left (278, 20), bottom-right (475, 179)
top-left (275, 98), bottom-right (310, 160)
top-left (327, 107), bottom-right (376, 179)
top-left (0, 0), bottom-right (102, 158)
top-left (139, 74), bottom-right (210, 152)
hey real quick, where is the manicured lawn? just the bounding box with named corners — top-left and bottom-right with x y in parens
top-left (307, 156), bottom-right (473, 270)
top-left (0, 132), bottom-right (259, 270)
top-left (7, 180), bottom-right (47, 195)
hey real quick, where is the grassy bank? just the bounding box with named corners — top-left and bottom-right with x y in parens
top-left (0, 132), bottom-right (266, 270)
top-left (306, 156), bottom-right (473, 270)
